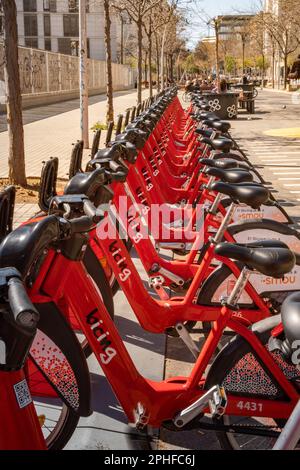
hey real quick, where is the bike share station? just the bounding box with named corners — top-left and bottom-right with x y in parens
top-left (0, 86), bottom-right (300, 453)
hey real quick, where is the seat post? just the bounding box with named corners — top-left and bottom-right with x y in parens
top-left (213, 202), bottom-right (236, 244)
top-left (227, 268), bottom-right (251, 307)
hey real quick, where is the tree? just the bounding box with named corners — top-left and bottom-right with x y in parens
top-left (103, 0), bottom-right (114, 124)
top-left (224, 55), bottom-right (237, 75)
top-left (258, 0), bottom-right (300, 88)
top-left (182, 54), bottom-right (199, 74)
top-left (113, 0), bottom-right (162, 104)
top-left (2, 0), bottom-right (26, 186)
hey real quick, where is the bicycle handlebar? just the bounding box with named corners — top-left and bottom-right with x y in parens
top-left (83, 200), bottom-right (105, 224)
top-left (7, 277), bottom-right (39, 330)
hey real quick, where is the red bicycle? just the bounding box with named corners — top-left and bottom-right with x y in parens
top-left (0, 267), bottom-right (46, 450)
top-left (1, 196), bottom-right (298, 450)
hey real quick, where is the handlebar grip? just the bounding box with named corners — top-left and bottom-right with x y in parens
top-left (8, 278), bottom-right (39, 330)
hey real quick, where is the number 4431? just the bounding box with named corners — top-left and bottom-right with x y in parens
top-left (237, 401), bottom-right (263, 413)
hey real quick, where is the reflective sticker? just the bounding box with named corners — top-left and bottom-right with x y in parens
top-left (14, 379), bottom-right (32, 409)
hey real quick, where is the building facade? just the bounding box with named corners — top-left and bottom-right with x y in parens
top-left (3, 0), bottom-right (119, 61)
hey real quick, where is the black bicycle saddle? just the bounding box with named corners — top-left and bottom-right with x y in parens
top-left (211, 181), bottom-right (270, 209)
top-left (215, 241), bottom-right (296, 279)
top-left (205, 168), bottom-right (253, 185)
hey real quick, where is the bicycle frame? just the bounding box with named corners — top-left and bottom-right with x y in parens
top-left (29, 250), bottom-right (299, 428)
top-left (87, 210), bottom-right (271, 328)
top-left (0, 369), bottom-right (46, 450)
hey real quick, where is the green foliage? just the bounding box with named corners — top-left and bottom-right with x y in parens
top-left (91, 122), bottom-right (108, 131)
top-left (255, 56), bottom-right (270, 71)
top-left (91, 122), bottom-right (118, 131)
top-left (183, 54), bottom-right (199, 74)
top-left (224, 55), bottom-right (237, 74)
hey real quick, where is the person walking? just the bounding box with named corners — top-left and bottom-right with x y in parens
top-left (289, 55), bottom-right (300, 80)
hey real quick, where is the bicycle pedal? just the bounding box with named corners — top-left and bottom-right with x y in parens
top-left (209, 386), bottom-right (227, 419)
top-left (134, 402), bottom-right (149, 430)
top-left (149, 276), bottom-right (165, 290)
top-left (174, 386), bottom-right (227, 429)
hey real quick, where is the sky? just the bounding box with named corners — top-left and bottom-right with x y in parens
top-left (184, 0), bottom-right (260, 48)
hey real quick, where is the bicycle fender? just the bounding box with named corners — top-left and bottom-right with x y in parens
top-left (28, 302), bottom-right (92, 417)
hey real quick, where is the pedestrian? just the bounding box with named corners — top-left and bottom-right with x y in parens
top-left (219, 78), bottom-right (228, 93)
top-left (289, 55), bottom-right (300, 80)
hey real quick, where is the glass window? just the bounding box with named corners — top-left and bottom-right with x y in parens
top-left (45, 38), bottom-right (51, 51)
top-left (58, 38), bottom-right (71, 55)
top-left (43, 0), bottom-right (56, 12)
top-left (24, 14), bottom-right (38, 36)
top-left (63, 14), bottom-right (79, 37)
top-left (44, 14), bottom-right (51, 36)
top-left (68, 0), bottom-right (78, 13)
top-left (23, 0), bottom-right (37, 12)
top-left (25, 37), bottom-right (38, 48)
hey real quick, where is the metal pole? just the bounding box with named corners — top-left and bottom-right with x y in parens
top-left (79, 0), bottom-right (89, 148)
top-left (273, 400), bottom-right (300, 450)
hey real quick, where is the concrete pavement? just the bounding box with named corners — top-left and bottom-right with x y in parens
top-left (0, 89), bottom-right (149, 180)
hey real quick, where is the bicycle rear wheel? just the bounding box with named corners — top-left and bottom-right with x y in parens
top-left (205, 326), bottom-right (300, 450)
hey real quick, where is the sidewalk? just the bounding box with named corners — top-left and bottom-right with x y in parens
top-left (0, 89), bottom-right (149, 180)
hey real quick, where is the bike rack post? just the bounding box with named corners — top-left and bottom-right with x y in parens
top-left (136, 103), bottom-right (142, 117)
top-left (69, 140), bottom-right (84, 179)
top-left (91, 129), bottom-right (101, 158)
top-left (0, 186), bottom-right (16, 241)
top-left (38, 157), bottom-right (59, 213)
top-left (115, 114), bottom-right (123, 137)
top-left (105, 121), bottom-right (114, 147)
top-left (131, 107), bottom-right (136, 122)
top-left (124, 109), bottom-right (131, 128)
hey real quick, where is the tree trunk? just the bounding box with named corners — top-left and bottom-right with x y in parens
top-left (148, 25), bottom-right (153, 98)
top-left (2, 0), bottom-right (26, 186)
top-left (120, 16), bottom-right (124, 65)
top-left (261, 54), bottom-right (265, 89)
top-left (284, 52), bottom-right (288, 90)
top-left (104, 0), bottom-right (114, 124)
top-left (160, 25), bottom-right (167, 91)
top-left (272, 49), bottom-right (275, 89)
top-left (215, 21), bottom-right (220, 92)
top-left (170, 54), bottom-right (174, 82)
top-left (137, 20), bottom-right (143, 104)
top-left (144, 51), bottom-right (148, 82)
top-left (155, 34), bottom-right (160, 92)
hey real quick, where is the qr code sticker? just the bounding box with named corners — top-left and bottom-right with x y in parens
top-left (14, 379), bottom-right (32, 409)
